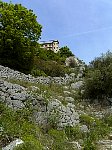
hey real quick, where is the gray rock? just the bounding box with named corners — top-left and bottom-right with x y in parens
top-left (11, 92), bottom-right (28, 101)
top-left (70, 73), bottom-right (76, 77)
top-left (0, 65), bottom-right (77, 85)
top-left (11, 100), bottom-right (25, 109)
top-left (80, 125), bottom-right (89, 133)
top-left (67, 103), bottom-right (75, 108)
top-left (2, 139), bottom-right (24, 150)
top-left (71, 81), bottom-right (83, 89)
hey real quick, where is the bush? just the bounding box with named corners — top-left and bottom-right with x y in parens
top-left (84, 51), bottom-right (112, 104)
top-left (59, 46), bottom-right (74, 58)
top-left (33, 58), bottom-right (68, 77)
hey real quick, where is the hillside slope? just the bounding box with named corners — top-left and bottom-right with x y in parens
top-left (0, 65), bottom-right (112, 150)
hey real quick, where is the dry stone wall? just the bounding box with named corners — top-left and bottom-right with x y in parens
top-left (0, 65), bottom-right (76, 85)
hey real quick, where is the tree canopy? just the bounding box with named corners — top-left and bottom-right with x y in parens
top-left (59, 46), bottom-right (74, 58)
top-left (0, 1), bottom-right (42, 74)
top-left (84, 51), bottom-right (112, 104)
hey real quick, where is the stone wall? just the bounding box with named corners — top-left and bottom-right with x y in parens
top-left (0, 65), bottom-right (76, 85)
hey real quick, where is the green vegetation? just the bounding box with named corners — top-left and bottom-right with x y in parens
top-left (65, 114), bottom-right (111, 150)
top-left (59, 46), bottom-right (74, 58)
top-left (0, 1), bottom-right (76, 77)
top-left (83, 51), bottom-right (112, 104)
top-left (0, 1), bottom-right (42, 74)
top-left (0, 101), bottom-right (42, 148)
top-left (1, 1), bottom-right (112, 150)
top-left (0, 101), bottom-right (74, 150)
top-left (0, 76), bottom-right (112, 149)
top-left (32, 45), bottom-right (75, 77)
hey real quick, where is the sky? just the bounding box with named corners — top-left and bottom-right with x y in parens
top-left (3, 0), bottom-right (112, 64)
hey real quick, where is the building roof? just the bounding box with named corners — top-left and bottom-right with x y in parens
top-left (40, 40), bottom-right (59, 44)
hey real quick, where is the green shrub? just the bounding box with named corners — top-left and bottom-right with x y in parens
top-left (48, 129), bottom-right (73, 150)
top-left (33, 58), bottom-right (67, 77)
top-left (79, 114), bottom-right (95, 127)
top-left (83, 138), bottom-right (96, 150)
top-left (65, 125), bottom-right (82, 140)
top-left (59, 46), bottom-right (74, 58)
top-left (103, 114), bottom-right (112, 127)
top-left (84, 51), bottom-right (112, 104)
top-left (31, 68), bottom-right (47, 77)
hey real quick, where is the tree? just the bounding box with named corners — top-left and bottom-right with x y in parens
top-left (0, 1), bottom-right (42, 74)
top-left (84, 51), bottom-right (112, 104)
top-left (59, 46), bottom-right (74, 58)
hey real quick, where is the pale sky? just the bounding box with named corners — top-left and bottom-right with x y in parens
top-left (3, 0), bottom-right (112, 64)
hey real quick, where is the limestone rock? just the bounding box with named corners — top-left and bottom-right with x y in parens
top-left (2, 139), bottom-right (24, 150)
top-left (71, 81), bottom-right (83, 89)
top-left (80, 125), bottom-right (89, 133)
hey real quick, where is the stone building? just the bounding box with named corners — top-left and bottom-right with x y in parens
top-left (40, 40), bottom-right (59, 53)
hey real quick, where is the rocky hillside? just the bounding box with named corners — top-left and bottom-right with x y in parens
top-left (0, 65), bottom-right (112, 150)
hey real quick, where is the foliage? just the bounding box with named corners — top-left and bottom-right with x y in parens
top-left (83, 51), bottom-right (112, 104)
top-left (14, 139), bottom-right (43, 150)
top-left (0, 102), bottom-right (42, 148)
top-left (65, 125), bottom-right (82, 140)
top-left (48, 129), bottom-right (74, 150)
top-left (59, 46), bottom-right (74, 58)
top-left (80, 114), bottom-right (110, 140)
top-left (83, 138), bottom-right (96, 150)
top-left (0, 101), bottom-right (75, 150)
top-left (32, 45), bottom-right (76, 77)
top-left (33, 58), bottom-right (69, 77)
top-left (79, 114), bottom-right (96, 127)
top-left (36, 46), bottom-right (63, 63)
top-left (103, 113), bottom-right (112, 127)
top-left (0, 1), bottom-right (42, 74)
top-left (64, 114), bottom-right (110, 149)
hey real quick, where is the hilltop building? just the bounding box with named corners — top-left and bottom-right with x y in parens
top-left (40, 40), bottom-right (60, 53)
